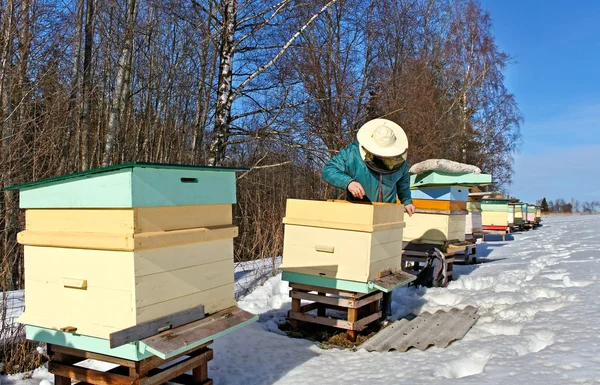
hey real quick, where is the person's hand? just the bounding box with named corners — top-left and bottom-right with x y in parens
top-left (348, 181), bottom-right (365, 199)
top-left (404, 203), bottom-right (416, 217)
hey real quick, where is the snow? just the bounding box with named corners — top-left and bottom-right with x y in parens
top-left (6, 215), bottom-right (600, 384)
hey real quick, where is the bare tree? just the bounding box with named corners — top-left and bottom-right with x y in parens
top-left (103, 0), bottom-right (139, 166)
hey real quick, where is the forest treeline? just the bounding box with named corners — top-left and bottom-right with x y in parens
top-left (540, 198), bottom-right (599, 214)
top-left (0, 0), bottom-right (522, 292)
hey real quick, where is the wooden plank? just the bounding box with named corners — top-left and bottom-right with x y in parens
top-left (135, 259), bottom-right (233, 307)
top-left (24, 245), bottom-right (135, 292)
top-left (134, 239), bottom-right (233, 277)
top-left (281, 271), bottom-right (375, 294)
top-left (299, 302), bottom-right (319, 313)
top-left (140, 307), bottom-right (257, 359)
top-left (285, 199), bottom-right (403, 227)
top-left (18, 226), bottom-right (238, 251)
top-left (289, 282), bottom-right (362, 298)
top-left (135, 204), bottom-right (231, 232)
top-left (137, 342), bottom-right (212, 376)
top-left (290, 291), bottom-right (361, 309)
top-left (370, 270), bottom-right (416, 292)
top-left (347, 307), bottom-right (359, 341)
top-left (354, 292), bottom-right (383, 309)
top-left (137, 349), bottom-right (213, 385)
top-left (134, 226), bottom-right (238, 250)
top-left (49, 344), bottom-right (136, 368)
top-left (49, 362), bottom-right (132, 385)
top-left (283, 217), bottom-right (405, 232)
top-left (354, 311), bottom-right (382, 330)
top-left (288, 311), bottom-right (353, 330)
top-left (135, 260), bottom-right (234, 312)
top-left (110, 305), bottom-right (205, 348)
top-left (25, 208), bottom-right (135, 233)
top-left (18, 230), bottom-right (135, 250)
top-left (26, 325), bottom-right (153, 361)
top-left (136, 283), bottom-right (236, 323)
top-left (22, 280), bottom-right (135, 338)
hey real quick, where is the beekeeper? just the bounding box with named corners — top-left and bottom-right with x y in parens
top-left (322, 118), bottom-right (415, 317)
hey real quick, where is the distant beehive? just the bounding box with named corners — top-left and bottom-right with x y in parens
top-left (279, 199), bottom-right (405, 282)
top-left (404, 186), bottom-right (469, 244)
top-left (527, 204), bottom-right (536, 222)
top-left (466, 200), bottom-right (483, 234)
top-left (404, 170), bottom-right (492, 245)
top-left (511, 203), bottom-right (525, 225)
top-left (9, 162), bottom-right (244, 340)
top-left (507, 204), bottom-right (515, 226)
top-left (481, 199), bottom-right (510, 229)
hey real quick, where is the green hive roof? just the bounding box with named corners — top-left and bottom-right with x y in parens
top-left (4, 162), bottom-right (249, 191)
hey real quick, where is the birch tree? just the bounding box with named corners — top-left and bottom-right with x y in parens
top-left (102, 0), bottom-right (139, 166)
top-left (206, 0), bottom-right (339, 166)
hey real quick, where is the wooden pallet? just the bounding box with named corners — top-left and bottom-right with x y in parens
top-left (451, 243), bottom-right (477, 265)
top-left (48, 341), bottom-right (213, 385)
top-left (287, 282), bottom-right (383, 342)
top-left (482, 229), bottom-right (508, 241)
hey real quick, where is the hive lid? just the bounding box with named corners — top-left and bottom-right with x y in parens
top-left (3, 162), bottom-right (249, 191)
top-left (140, 306), bottom-right (258, 360)
top-left (410, 171), bottom-right (492, 188)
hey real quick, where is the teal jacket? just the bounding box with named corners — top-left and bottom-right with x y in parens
top-left (322, 142), bottom-right (413, 204)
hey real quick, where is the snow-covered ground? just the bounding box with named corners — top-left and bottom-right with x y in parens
top-left (7, 215), bottom-right (600, 384)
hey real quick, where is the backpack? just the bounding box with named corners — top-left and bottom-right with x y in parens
top-left (409, 248), bottom-right (448, 288)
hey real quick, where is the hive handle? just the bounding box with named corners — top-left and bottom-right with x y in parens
top-left (62, 278), bottom-right (88, 289)
top-left (315, 245), bottom-right (334, 253)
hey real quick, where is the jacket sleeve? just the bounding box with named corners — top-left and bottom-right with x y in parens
top-left (396, 162), bottom-right (413, 205)
top-left (322, 147), bottom-right (354, 190)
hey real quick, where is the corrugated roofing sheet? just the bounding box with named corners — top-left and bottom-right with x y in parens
top-left (361, 306), bottom-right (479, 352)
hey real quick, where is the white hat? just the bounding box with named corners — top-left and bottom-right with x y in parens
top-left (357, 119), bottom-right (408, 157)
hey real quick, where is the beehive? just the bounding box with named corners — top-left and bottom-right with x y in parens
top-left (511, 203), bottom-right (525, 225)
top-left (8, 162), bottom-right (244, 340)
top-left (403, 211), bottom-right (466, 244)
top-left (535, 206), bottom-right (542, 223)
top-left (466, 201), bottom-right (483, 234)
top-left (481, 199), bottom-right (510, 228)
top-left (508, 204), bottom-right (515, 226)
top-left (279, 199), bottom-right (405, 282)
top-left (527, 204), bottom-right (536, 222)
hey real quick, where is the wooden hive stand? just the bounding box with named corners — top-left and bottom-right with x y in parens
top-left (48, 342), bottom-right (213, 385)
top-left (401, 240), bottom-right (477, 280)
top-left (29, 306), bottom-right (258, 385)
top-left (483, 226), bottom-right (512, 242)
top-left (449, 243), bottom-right (478, 265)
top-left (288, 282), bottom-right (383, 342)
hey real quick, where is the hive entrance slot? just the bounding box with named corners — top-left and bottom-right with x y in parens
top-left (180, 177), bottom-right (198, 183)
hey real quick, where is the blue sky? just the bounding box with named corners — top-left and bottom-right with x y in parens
top-left (481, 0), bottom-right (600, 205)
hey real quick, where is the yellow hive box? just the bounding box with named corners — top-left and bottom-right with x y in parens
top-left (18, 204), bottom-right (235, 250)
top-left (481, 211), bottom-right (509, 227)
top-left (17, 204), bottom-right (237, 339)
top-left (403, 212), bottom-right (466, 244)
top-left (279, 199), bottom-right (405, 282)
